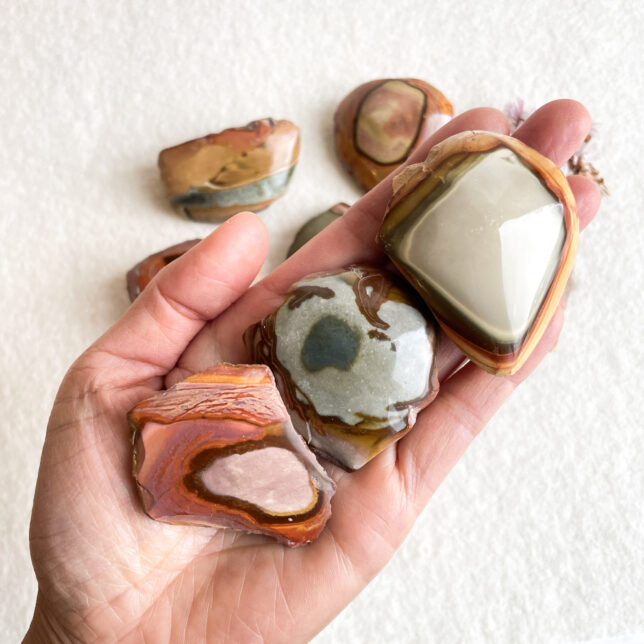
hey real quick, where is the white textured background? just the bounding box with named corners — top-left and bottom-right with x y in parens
top-left (1, 1), bottom-right (642, 642)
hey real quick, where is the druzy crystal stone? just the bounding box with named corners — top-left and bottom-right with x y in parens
top-left (126, 239), bottom-right (201, 301)
top-left (158, 119), bottom-right (300, 221)
top-left (334, 78), bottom-right (452, 191)
top-left (286, 202), bottom-right (350, 257)
top-left (246, 266), bottom-right (439, 471)
top-left (128, 364), bottom-right (335, 546)
top-left (379, 131), bottom-right (578, 376)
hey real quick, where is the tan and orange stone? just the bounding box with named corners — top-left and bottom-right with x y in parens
top-left (379, 131), bottom-right (578, 376)
top-left (334, 78), bottom-right (453, 191)
top-left (158, 119), bottom-right (300, 221)
top-left (128, 364), bottom-right (335, 546)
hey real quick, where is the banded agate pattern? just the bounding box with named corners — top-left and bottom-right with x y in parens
top-left (379, 131), bottom-right (578, 375)
top-left (128, 364), bottom-right (335, 546)
top-left (246, 266), bottom-right (439, 471)
top-left (158, 119), bottom-right (299, 221)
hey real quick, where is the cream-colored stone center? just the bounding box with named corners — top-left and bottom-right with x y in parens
top-left (200, 447), bottom-right (313, 514)
top-left (399, 148), bottom-right (565, 343)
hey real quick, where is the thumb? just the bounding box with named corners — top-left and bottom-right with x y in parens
top-left (85, 212), bottom-right (269, 388)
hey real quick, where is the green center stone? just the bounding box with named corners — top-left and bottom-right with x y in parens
top-left (301, 315), bottom-right (360, 372)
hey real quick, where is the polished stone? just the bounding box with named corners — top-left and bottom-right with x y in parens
top-left (334, 78), bottom-right (452, 191)
top-left (379, 131), bottom-right (578, 375)
top-left (286, 202), bottom-right (350, 257)
top-left (126, 239), bottom-right (200, 301)
top-left (128, 364), bottom-right (335, 546)
top-left (246, 266), bottom-right (439, 470)
top-left (158, 119), bottom-right (300, 221)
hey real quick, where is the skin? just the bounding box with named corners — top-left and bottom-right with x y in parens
top-left (26, 101), bottom-right (601, 643)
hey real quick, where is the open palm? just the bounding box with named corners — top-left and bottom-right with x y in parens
top-left (26, 102), bottom-right (601, 643)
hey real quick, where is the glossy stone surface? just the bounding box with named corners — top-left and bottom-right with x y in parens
top-left (246, 266), bottom-right (439, 471)
top-left (128, 364), bottom-right (335, 546)
top-left (286, 202), bottom-right (350, 257)
top-left (379, 131), bottom-right (578, 376)
top-left (158, 119), bottom-right (300, 221)
top-left (126, 239), bottom-right (201, 301)
top-left (334, 78), bottom-right (452, 191)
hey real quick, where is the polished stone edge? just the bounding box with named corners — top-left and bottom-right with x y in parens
top-left (379, 131), bottom-right (578, 376)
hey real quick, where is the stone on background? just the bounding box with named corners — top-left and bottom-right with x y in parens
top-left (158, 119), bottom-right (300, 221)
top-left (334, 78), bottom-right (452, 191)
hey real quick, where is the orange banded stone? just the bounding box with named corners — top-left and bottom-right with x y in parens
top-left (158, 119), bottom-right (300, 221)
top-left (128, 364), bottom-right (335, 546)
top-left (334, 78), bottom-right (452, 191)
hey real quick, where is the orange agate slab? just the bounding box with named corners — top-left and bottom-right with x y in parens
top-left (128, 364), bottom-right (335, 546)
top-left (126, 239), bottom-right (201, 301)
top-left (334, 78), bottom-right (453, 191)
top-left (379, 131), bottom-right (578, 376)
top-left (158, 119), bottom-right (300, 221)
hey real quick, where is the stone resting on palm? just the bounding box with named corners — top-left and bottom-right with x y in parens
top-left (25, 100), bottom-right (601, 643)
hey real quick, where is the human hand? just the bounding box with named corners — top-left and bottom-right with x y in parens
top-left (26, 101), bottom-right (601, 643)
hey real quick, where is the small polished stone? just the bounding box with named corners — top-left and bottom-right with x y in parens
top-left (126, 239), bottom-right (201, 301)
top-left (158, 119), bottom-right (300, 221)
top-left (379, 130), bottom-right (578, 376)
top-left (128, 364), bottom-right (335, 546)
top-left (334, 78), bottom-right (452, 191)
top-left (286, 202), bottom-right (350, 257)
top-left (246, 266), bottom-right (439, 471)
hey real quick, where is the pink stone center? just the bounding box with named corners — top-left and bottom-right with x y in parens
top-left (199, 447), bottom-right (314, 514)
top-left (356, 80), bottom-right (425, 164)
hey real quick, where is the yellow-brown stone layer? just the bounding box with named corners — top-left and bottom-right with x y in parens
top-left (158, 119), bottom-right (300, 221)
top-left (334, 78), bottom-right (453, 191)
top-left (379, 131), bottom-right (578, 376)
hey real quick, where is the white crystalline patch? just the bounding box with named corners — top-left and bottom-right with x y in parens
top-left (199, 447), bottom-right (313, 514)
top-left (400, 147), bottom-right (565, 343)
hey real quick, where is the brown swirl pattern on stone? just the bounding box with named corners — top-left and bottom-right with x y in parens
top-left (379, 130), bottom-right (578, 376)
top-left (128, 364), bottom-right (335, 546)
top-left (158, 119), bottom-right (300, 221)
top-left (334, 79), bottom-right (452, 191)
top-left (245, 266), bottom-right (439, 471)
top-left (126, 239), bottom-right (201, 301)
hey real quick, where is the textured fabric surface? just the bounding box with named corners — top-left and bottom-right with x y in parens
top-left (1, 0), bottom-right (642, 641)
